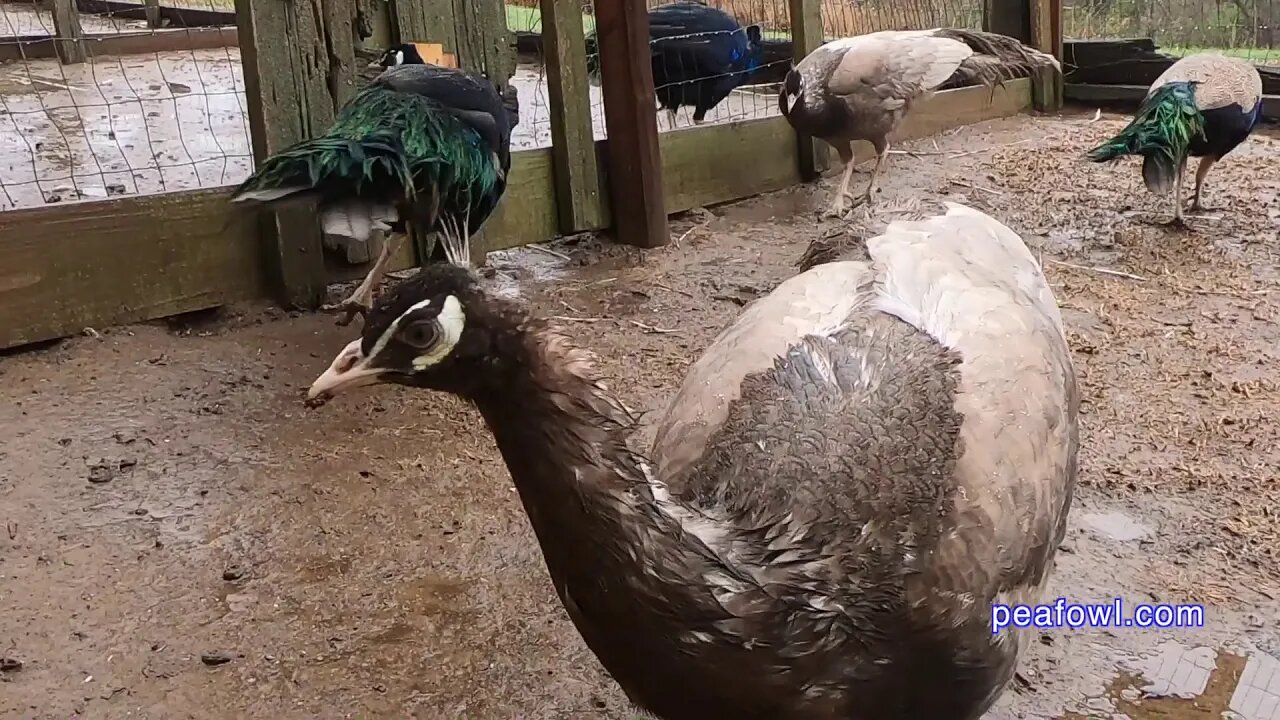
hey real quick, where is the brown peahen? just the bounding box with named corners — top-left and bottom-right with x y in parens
top-left (779, 29), bottom-right (1061, 216)
top-left (303, 202), bottom-right (1079, 720)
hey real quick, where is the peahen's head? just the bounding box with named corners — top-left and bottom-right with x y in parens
top-left (779, 66), bottom-right (802, 115)
top-left (308, 264), bottom-right (512, 402)
top-left (373, 43), bottom-right (425, 69)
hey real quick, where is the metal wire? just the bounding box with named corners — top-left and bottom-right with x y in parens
top-left (818, 0), bottom-right (984, 39)
top-left (1064, 0), bottom-right (1280, 65)
top-left (509, 0), bottom-right (605, 147)
top-left (0, 0), bottom-right (250, 211)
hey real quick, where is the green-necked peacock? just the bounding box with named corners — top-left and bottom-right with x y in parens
top-left (231, 63), bottom-right (518, 324)
top-left (1085, 53), bottom-right (1262, 225)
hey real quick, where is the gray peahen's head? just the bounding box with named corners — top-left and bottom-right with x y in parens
top-left (307, 264), bottom-right (516, 403)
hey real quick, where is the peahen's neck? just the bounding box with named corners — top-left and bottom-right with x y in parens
top-left (468, 318), bottom-right (677, 575)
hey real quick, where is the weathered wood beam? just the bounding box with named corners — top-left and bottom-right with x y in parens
top-left (50, 0), bottom-right (87, 64)
top-left (787, 0), bottom-right (828, 179)
top-left (595, 0), bottom-right (667, 247)
top-left (235, 0), bottom-right (360, 308)
top-left (540, 0), bottom-right (604, 233)
top-left (143, 0), bottom-right (161, 28)
top-left (1028, 0), bottom-right (1063, 111)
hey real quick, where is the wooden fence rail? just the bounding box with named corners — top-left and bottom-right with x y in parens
top-left (0, 0), bottom-right (1060, 350)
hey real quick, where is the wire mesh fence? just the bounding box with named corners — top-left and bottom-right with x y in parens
top-left (507, 0), bottom-right (604, 146)
top-left (511, 0), bottom-right (791, 138)
top-left (0, 0), bottom-right (250, 211)
top-left (1064, 0), bottom-right (1280, 66)
top-left (819, 0), bottom-right (984, 39)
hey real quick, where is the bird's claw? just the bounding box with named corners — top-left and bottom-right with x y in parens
top-left (320, 300), bottom-right (370, 327)
top-left (823, 192), bottom-right (873, 220)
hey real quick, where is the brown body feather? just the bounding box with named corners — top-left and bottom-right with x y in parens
top-left (306, 202), bottom-right (1078, 720)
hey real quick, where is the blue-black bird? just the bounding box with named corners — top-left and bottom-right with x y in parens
top-left (230, 61), bottom-right (518, 325)
top-left (587, 1), bottom-right (764, 129)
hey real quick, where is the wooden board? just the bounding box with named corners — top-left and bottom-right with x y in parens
top-left (410, 42), bottom-right (456, 67)
top-left (1064, 39), bottom-right (1280, 96)
top-left (1066, 83), bottom-right (1280, 122)
top-left (236, 0), bottom-right (362, 308)
top-left (471, 150), bottom-right (562, 255)
top-left (0, 79), bottom-right (1034, 350)
top-left (660, 117), bottom-right (801, 214)
top-left (50, 0), bottom-right (87, 64)
top-left (540, 0), bottom-right (604, 233)
top-left (595, 0), bottom-right (667, 247)
top-left (787, 0), bottom-right (828, 178)
top-left (393, 0), bottom-right (513, 89)
top-left (0, 189), bottom-right (264, 349)
top-left (659, 80), bottom-right (1032, 213)
top-left (0, 27), bottom-right (239, 62)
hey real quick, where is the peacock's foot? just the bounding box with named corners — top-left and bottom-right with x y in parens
top-left (321, 284), bottom-right (375, 327)
top-left (1187, 201), bottom-right (1217, 213)
top-left (822, 191), bottom-right (856, 219)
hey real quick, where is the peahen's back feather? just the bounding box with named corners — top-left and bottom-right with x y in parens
top-left (1085, 82), bottom-right (1204, 194)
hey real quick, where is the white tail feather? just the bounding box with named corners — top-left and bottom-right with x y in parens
top-left (438, 208), bottom-right (473, 268)
top-left (320, 201), bottom-right (399, 242)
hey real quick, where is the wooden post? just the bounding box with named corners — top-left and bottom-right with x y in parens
top-left (236, 0), bottom-right (360, 308)
top-left (50, 0), bottom-right (86, 65)
top-left (984, 0), bottom-right (1030, 41)
top-left (392, 0), bottom-right (515, 91)
top-left (788, 0), bottom-right (827, 180)
top-left (144, 0), bottom-right (162, 28)
top-left (540, 0), bottom-right (603, 232)
top-left (595, 0), bottom-right (667, 248)
top-left (1028, 0), bottom-right (1064, 111)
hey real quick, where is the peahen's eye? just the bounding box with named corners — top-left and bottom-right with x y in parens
top-left (400, 321), bottom-right (439, 349)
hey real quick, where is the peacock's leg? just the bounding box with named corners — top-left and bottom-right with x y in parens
top-left (855, 139), bottom-right (890, 207)
top-left (824, 143), bottom-right (858, 217)
top-left (664, 108), bottom-right (678, 131)
top-left (322, 231), bottom-right (406, 326)
top-left (1167, 159), bottom-right (1187, 226)
top-left (1188, 155), bottom-right (1219, 212)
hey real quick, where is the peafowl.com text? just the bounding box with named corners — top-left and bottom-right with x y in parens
top-left (990, 598), bottom-right (1206, 634)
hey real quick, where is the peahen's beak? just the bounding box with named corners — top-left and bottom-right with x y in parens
top-left (308, 339), bottom-right (384, 400)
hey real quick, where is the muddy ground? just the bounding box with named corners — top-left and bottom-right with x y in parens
top-left (2, 112), bottom-right (1279, 719)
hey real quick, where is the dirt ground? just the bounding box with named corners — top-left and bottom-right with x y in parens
top-left (2, 111), bottom-right (1280, 719)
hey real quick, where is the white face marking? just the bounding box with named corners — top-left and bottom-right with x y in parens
top-left (412, 294), bottom-right (465, 369)
top-left (394, 50), bottom-right (404, 65)
top-left (784, 91), bottom-right (800, 112)
top-left (369, 297), bottom-right (434, 362)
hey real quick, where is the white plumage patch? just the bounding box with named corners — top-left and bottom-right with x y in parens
top-left (413, 294), bottom-right (466, 369)
top-left (320, 201), bottom-right (399, 242)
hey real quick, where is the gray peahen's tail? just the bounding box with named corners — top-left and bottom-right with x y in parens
top-left (934, 28), bottom-right (1062, 88)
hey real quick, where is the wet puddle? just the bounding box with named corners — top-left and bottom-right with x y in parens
top-left (1078, 510), bottom-right (1153, 543)
top-left (1063, 641), bottom-right (1280, 719)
